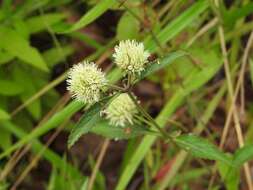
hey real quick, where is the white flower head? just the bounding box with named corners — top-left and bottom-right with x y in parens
top-left (104, 93), bottom-right (138, 127)
top-left (113, 40), bottom-right (150, 74)
top-left (67, 61), bottom-right (107, 104)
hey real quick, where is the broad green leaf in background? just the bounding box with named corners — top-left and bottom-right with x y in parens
top-left (58, 0), bottom-right (116, 33)
top-left (0, 80), bottom-right (23, 96)
top-left (0, 128), bottom-right (11, 151)
top-left (26, 13), bottom-right (67, 34)
top-left (0, 108), bottom-right (10, 120)
top-left (13, 19), bottom-right (30, 40)
top-left (175, 134), bottom-right (231, 165)
top-left (43, 45), bottom-right (74, 68)
top-left (116, 12), bottom-right (140, 40)
top-left (0, 26), bottom-right (48, 71)
top-left (12, 66), bottom-right (41, 119)
top-left (0, 50), bottom-right (14, 65)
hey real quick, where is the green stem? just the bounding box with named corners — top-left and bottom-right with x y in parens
top-left (127, 92), bottom-right (171, 140)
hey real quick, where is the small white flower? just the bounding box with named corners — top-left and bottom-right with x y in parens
top-left (104, 93), bottom-right (138, 127)
top-left (113, 40), bottom-right (150, 74)
top-left (67, 61), bottom-right (107, 104)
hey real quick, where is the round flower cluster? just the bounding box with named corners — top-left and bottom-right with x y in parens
top-left (67, 61), bottom-right (107, 104)
top-left (103, 93), bottom-right (138, 127)
top-left (67, 39), bottom-right (148, 127)
top-left (113, 40), bottom-right (150, 74)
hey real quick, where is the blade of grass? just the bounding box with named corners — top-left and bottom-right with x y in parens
top-left (1, 121), bottom-right (83, 179)
top-left (0, 101), bottom-right (83, 159)
top-left (144, 0), bottom-right (209, 52)
top-left (57, 0), bottom-right (117, 33)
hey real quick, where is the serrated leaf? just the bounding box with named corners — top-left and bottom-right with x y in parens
top-left (0, 80), bottom-right (23, 96)
top-left (68, 94), bottom-right (121, 147)
top-left (68, 102), bottom-right (102, 148)
top-left (58, 0), bottom-right (116, 33)
top-left (217, 155), bottom-right (239, 190)
top-left (0, 26), bottom-right (48, 72)
top-left (175, 134), bottom-right (231, 165)
top-left (232, 144), bottom-right (253, 167)
top-left (117, 12), bottom-right (139, 40)
top-left (90, 121), bottom-right (151, 139)
top-left (139, 51), bottom-right (186, 80)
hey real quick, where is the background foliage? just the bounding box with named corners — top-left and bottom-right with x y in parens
top-left (1, 0), bottom-right (253, 190)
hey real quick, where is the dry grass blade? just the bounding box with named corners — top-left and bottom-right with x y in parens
top-left (88, 139), bottom-right (110, 190)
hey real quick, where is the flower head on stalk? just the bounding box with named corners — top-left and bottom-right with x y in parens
top-left (67, 61), bottom-right (107, 104)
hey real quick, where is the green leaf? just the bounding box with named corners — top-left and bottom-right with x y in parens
top-left (139, 51), bottom-right (186, 80)
top-left (68, 102), bottom-right (102, 148)
top-left (0, 108), bottom-right (10, 120)
top-left (68, 32), bottom-right (102, 49)
top-left (0, 80), bottom-right (23, 96)
top-left (13, 19), bottom-right (29, 40)
top-left (90, 121), bottom-right (151, 139)
top-left (47, 167), bottom-right (57, 190)
top-left (43, 45), bottom-right (74, 68)
top-left (116, 34), bottom-right (222, 190)
top-left (0, 26), bottom-right (48, 72)
top-left (0, 127), bottom-right (11, 151)
top-left (58, 0), bottom-right (116, 33)
top-left (116, 12), bottom-right (140, 40)
top-left (175, 134), bottom-right (231, 165)
top-left (12, 66), bottom-right (41, 119)
top-left (81, 178), bottom-right (89, 190)
top-left (145, 1), bottom-right (209, 52)
top-left (26, 13), bottom-right (67, 34)
top-left (232, 144), bottom-right (253, 167)
top-left (218, 155), bottom-right (239, 190)
top-left (0, 49), bottom-right (14, 65)
top-left (223, 2), bottom-right (253, 28)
